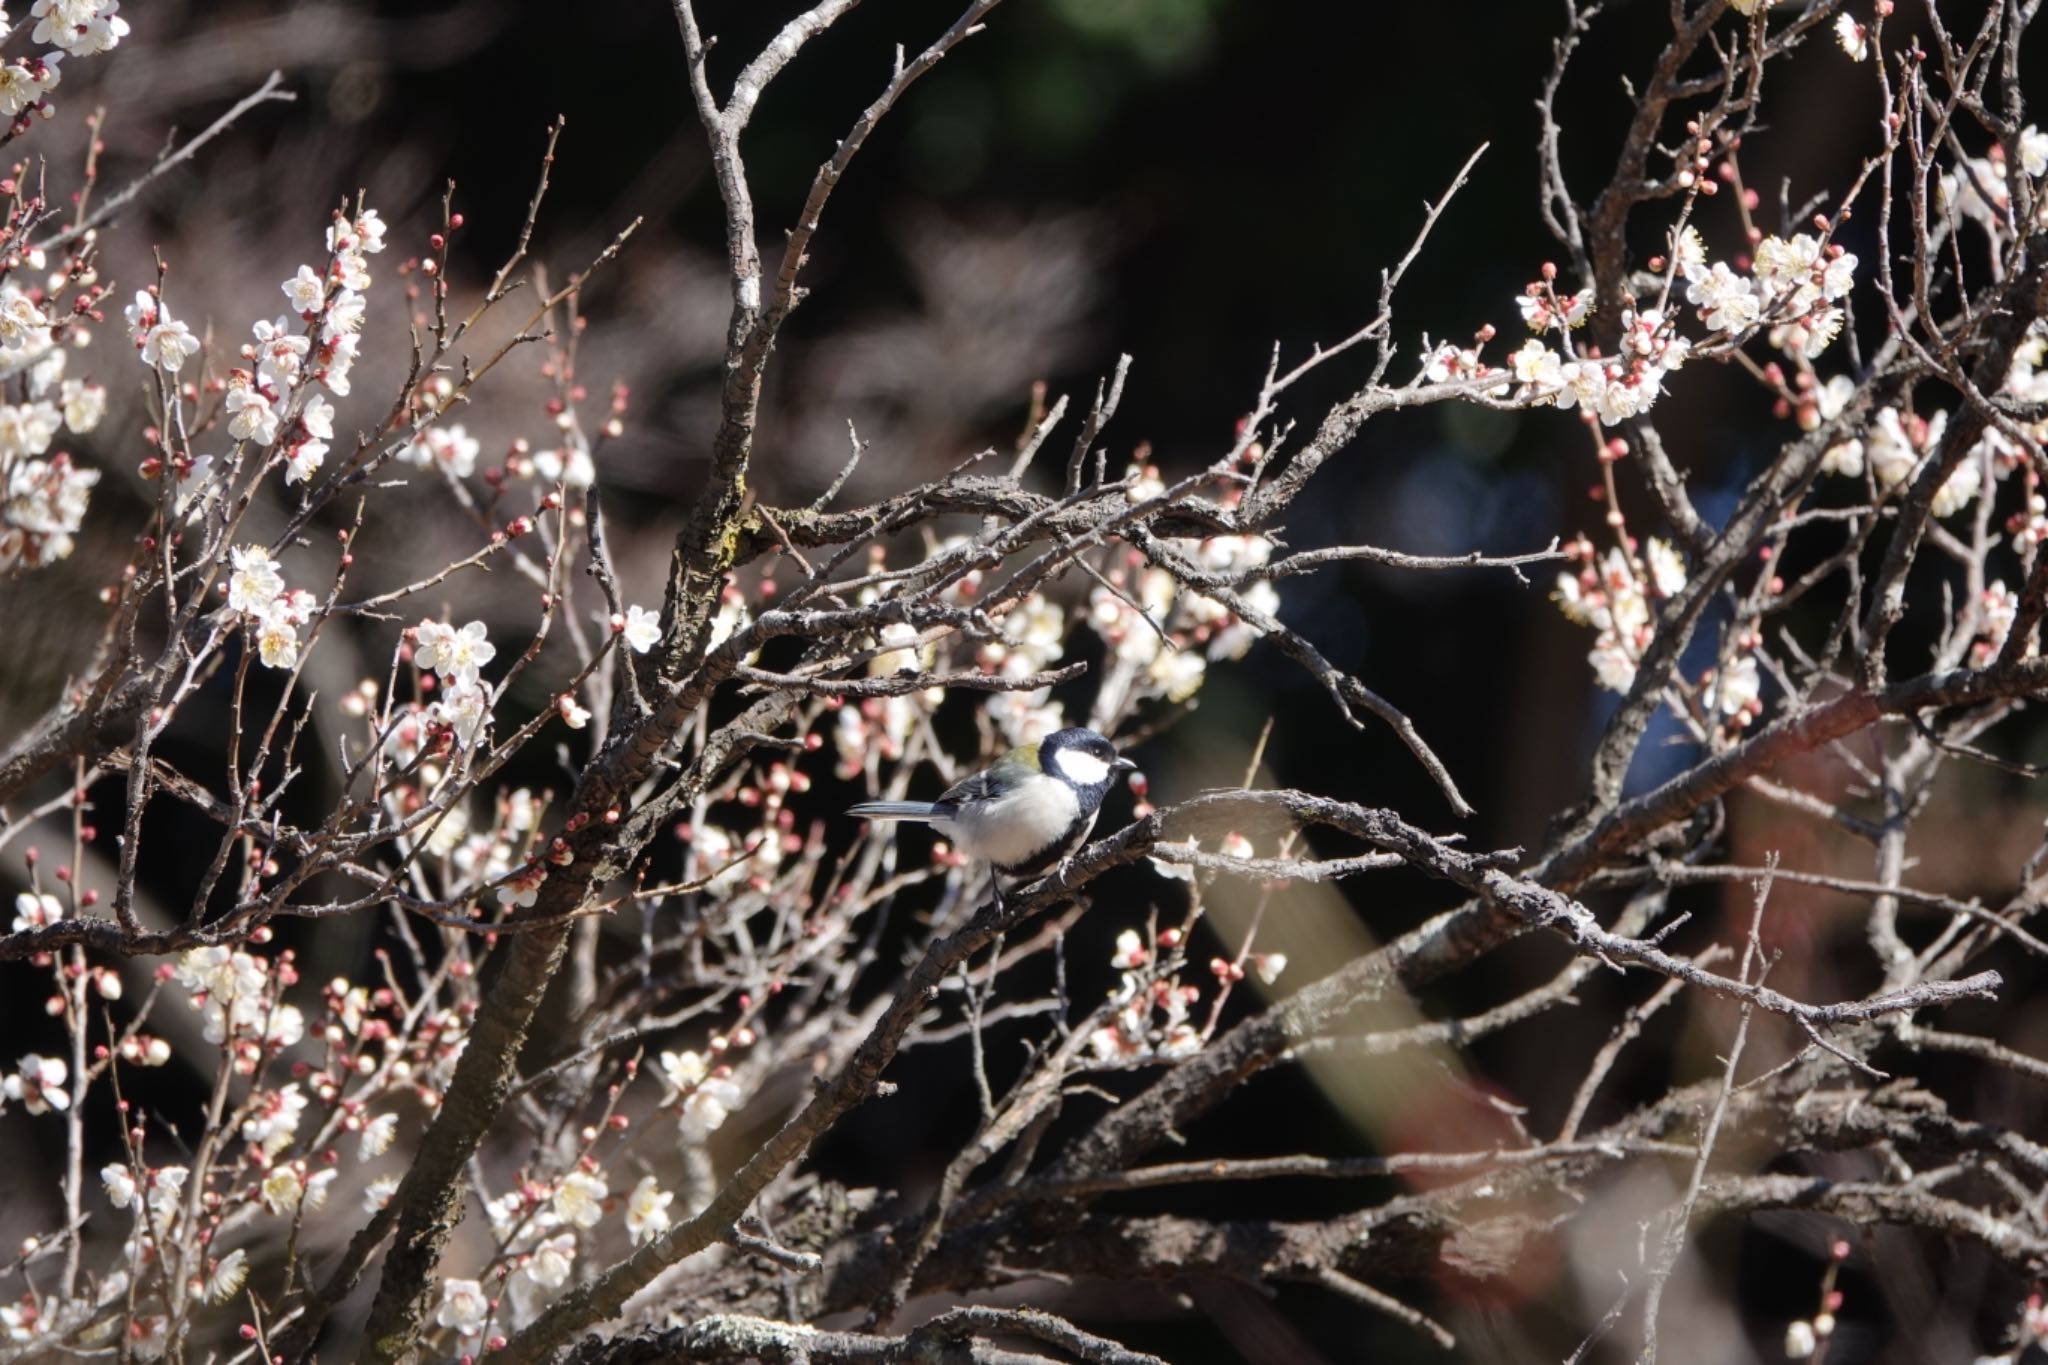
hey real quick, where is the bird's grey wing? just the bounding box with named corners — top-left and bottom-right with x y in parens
top-left (931, 767), bottom-right (997, 812)
top-left (933, 748), bottom-right (1035, 812)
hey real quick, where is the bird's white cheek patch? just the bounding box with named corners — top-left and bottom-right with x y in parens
top-left (1054, 748), bottom-right (1111, 786)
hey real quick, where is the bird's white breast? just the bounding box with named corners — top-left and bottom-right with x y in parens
top-left (944, 775), bottom-right (1081, 870)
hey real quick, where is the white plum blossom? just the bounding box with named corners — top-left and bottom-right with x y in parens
top-left (4, 1055), bottom-right (69, 1114)
top-left (251, 316), bottom-right (310, 391)
top-left (328, 208), bottom-right (388, 258)
top-left (101, 1162), bottom-right (138, 1209)
top-left (1931, 457), bottom-right (1982, 518)
top-left (359, 1111), bottom-right (398, 1160)
top-left (657, 1048), bottom-right (707, 1103)
top-left (282, 265), bottom-right (327, 316)
top-left (1753, 232), bottom-right (1821, 289)
top-left (1146, 649), bottom-right (1206, 702)
top-left (553, 1170), bottom-right (607, 1229)
top-left (202, 1249), bottom-right (250, 1305)
top-left (58, 377), bottom-right (105, 433)
top-left (1709, 654), bottom-right (1762, 718)
top-left (1834, 13), bottom-right (1868, 61)
top-left (531, 443), bottom-right (595, 488)
top-left (496, 863), bottom-right (544, 908)
top-left (1866, 406), bottom-right (1946, 491)
top-left (174, 944), bottom-right (303, 1045)
top-left (299, 391), bottom-right (336, 441)
top-left (2022, 126), bottom-right (2048, 178)
top-left (324, 288), bottom-right (366, 335)
top-left (254, 609), bottom-right (299, 671)
top-left (430, 679), bottom-right (492, 749)
top-left (0, 286), bottom-right (51, 362)
top-left (260, 1166), bottom-right (305, 1216)
top-left (1589, 640), bottom-right (1636, 693)
top-left (1976, 581), bottom-right (2022, 663)
top-left (1685, 261), bottom-right (1760, 333)
top-left (12, 892), bottom-right (59, 931)
top-left (1511, 338), bottom-right (1564, 387)
top-left (625, 1175), bottom-right (673, 1243)
top-left (1821, 251), bottom-right (1857, 301)
top-left (227, 545), bottom-right (285, 615)
top-left (146, 1166), bottom-right (188, 1225)
top-left (0, 1302), bottom-right (41, 1346)
top-left (435, 1278), bottom-right (490, 1339)
top-left (319, 330), bottom-right (360, 395)
top-left (31, 0), bottom-right (129, 55)
top-left (1516, 285), bottom-right (1592, 334)
top-left (363, 1174), bottom-right (401, 1214)
top-left (126, 291), bottom-right (200, 374)
top-left (509, 1232), bottom-right (575, 1319)
top-left (414, 619), bottom-right (496, 684)
top-left (1422, 341), bottom-right (1507, 394)
top-left (0, 54), bottom-right (62, 119)
top-left (398, 424), bottom-right (481, 479)
top-left (285, 439), bottom-right (328, 485)
top-left (225, 377), bottom-right (282, 446)
top-left (327, 210), bottom-right (388, 290)
top-left (1820, 437), bottom-right (1866, 478)
top-left (621, 604), bottom-right (662, 654)
top-left (239, 1083), bottom-right (308, 1158)
top-left (1646, 538), bottom-right (1688, 597)
top-left (1, 453), bottom-right (98, 570)
top-left (685, 1075), bottom-right (744, 1133)
top-left (0, 401), bottom-right (61, 458)
top-left (524, 1234), bottom-right (576, 1291)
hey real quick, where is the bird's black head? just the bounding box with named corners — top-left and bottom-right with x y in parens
top-left (1037, 727), bottom-right (1136, 801)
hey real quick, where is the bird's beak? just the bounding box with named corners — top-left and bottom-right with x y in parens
top-left (1113, 757), bottom-right (1137, 773)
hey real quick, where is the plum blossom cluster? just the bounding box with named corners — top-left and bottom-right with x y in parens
top-left (0, 276), bottom-right (107, 570)
top-left (1089, 467), bottom-right (1279, 717)
top-left (1551, 534), bottom-right (1767, 727)
top-left (982, 592), bottom-right (1069, 746)
top-left (427, 1043), bottom-right (734, 1344)
top-left (0, 449), bottom-right (97, 570)
top-left (27, 0), bottom-right (129, 56)
top-left (1492, 222), bottom-right (1856, 433)
top-left (0, 927), bottom-right (490, 1356)
top-left (0, 0), bottom-right (130, 128)
top-left (657, 1045), bottom-right (744, 1135)
top-left (1681, 225), bottom-right (1857, 360)
top-left (411, 616), bottom-right (497, 750)
top-left (459, 1163), bottom-right (670, 1344)
top-left (174, 941), bottom-right (307, 1055)
top-left (224, 544), bottom-right (318, 669)
top-left (2, 1052), bottom-right (69, 1114)
top-left (1942, 124), bottom-right (2048, 237)
top-left (224, 208), bottom-right (384, 485)
top-left (1508, 303), bottom-right (1690, 426)
top-left (1081, 916), bottom-right (1286, 1066)
top-left (358, 622), bottom-right (501, 800)
top-left (1087, 925), bottom-right (1205, 1064)
top-left (398, 420), bottom-right (482, 479)
top-left (1551, 533), bottom-right (1691, 696)
top-left (1808, 324), bottom-right (2047, 545)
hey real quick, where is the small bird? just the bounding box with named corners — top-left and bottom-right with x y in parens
top-left (848, 727), bottom-right (1136, 896)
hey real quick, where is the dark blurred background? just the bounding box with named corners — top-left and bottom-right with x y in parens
top-left (5, 2), bottom-right (2048, 1361)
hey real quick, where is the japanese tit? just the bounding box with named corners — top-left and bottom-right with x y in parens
top-left (847, 727), bottom-right (1136, 889)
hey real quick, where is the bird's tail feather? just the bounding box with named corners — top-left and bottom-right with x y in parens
top-left (847, 801), bottom-right (944, 822)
